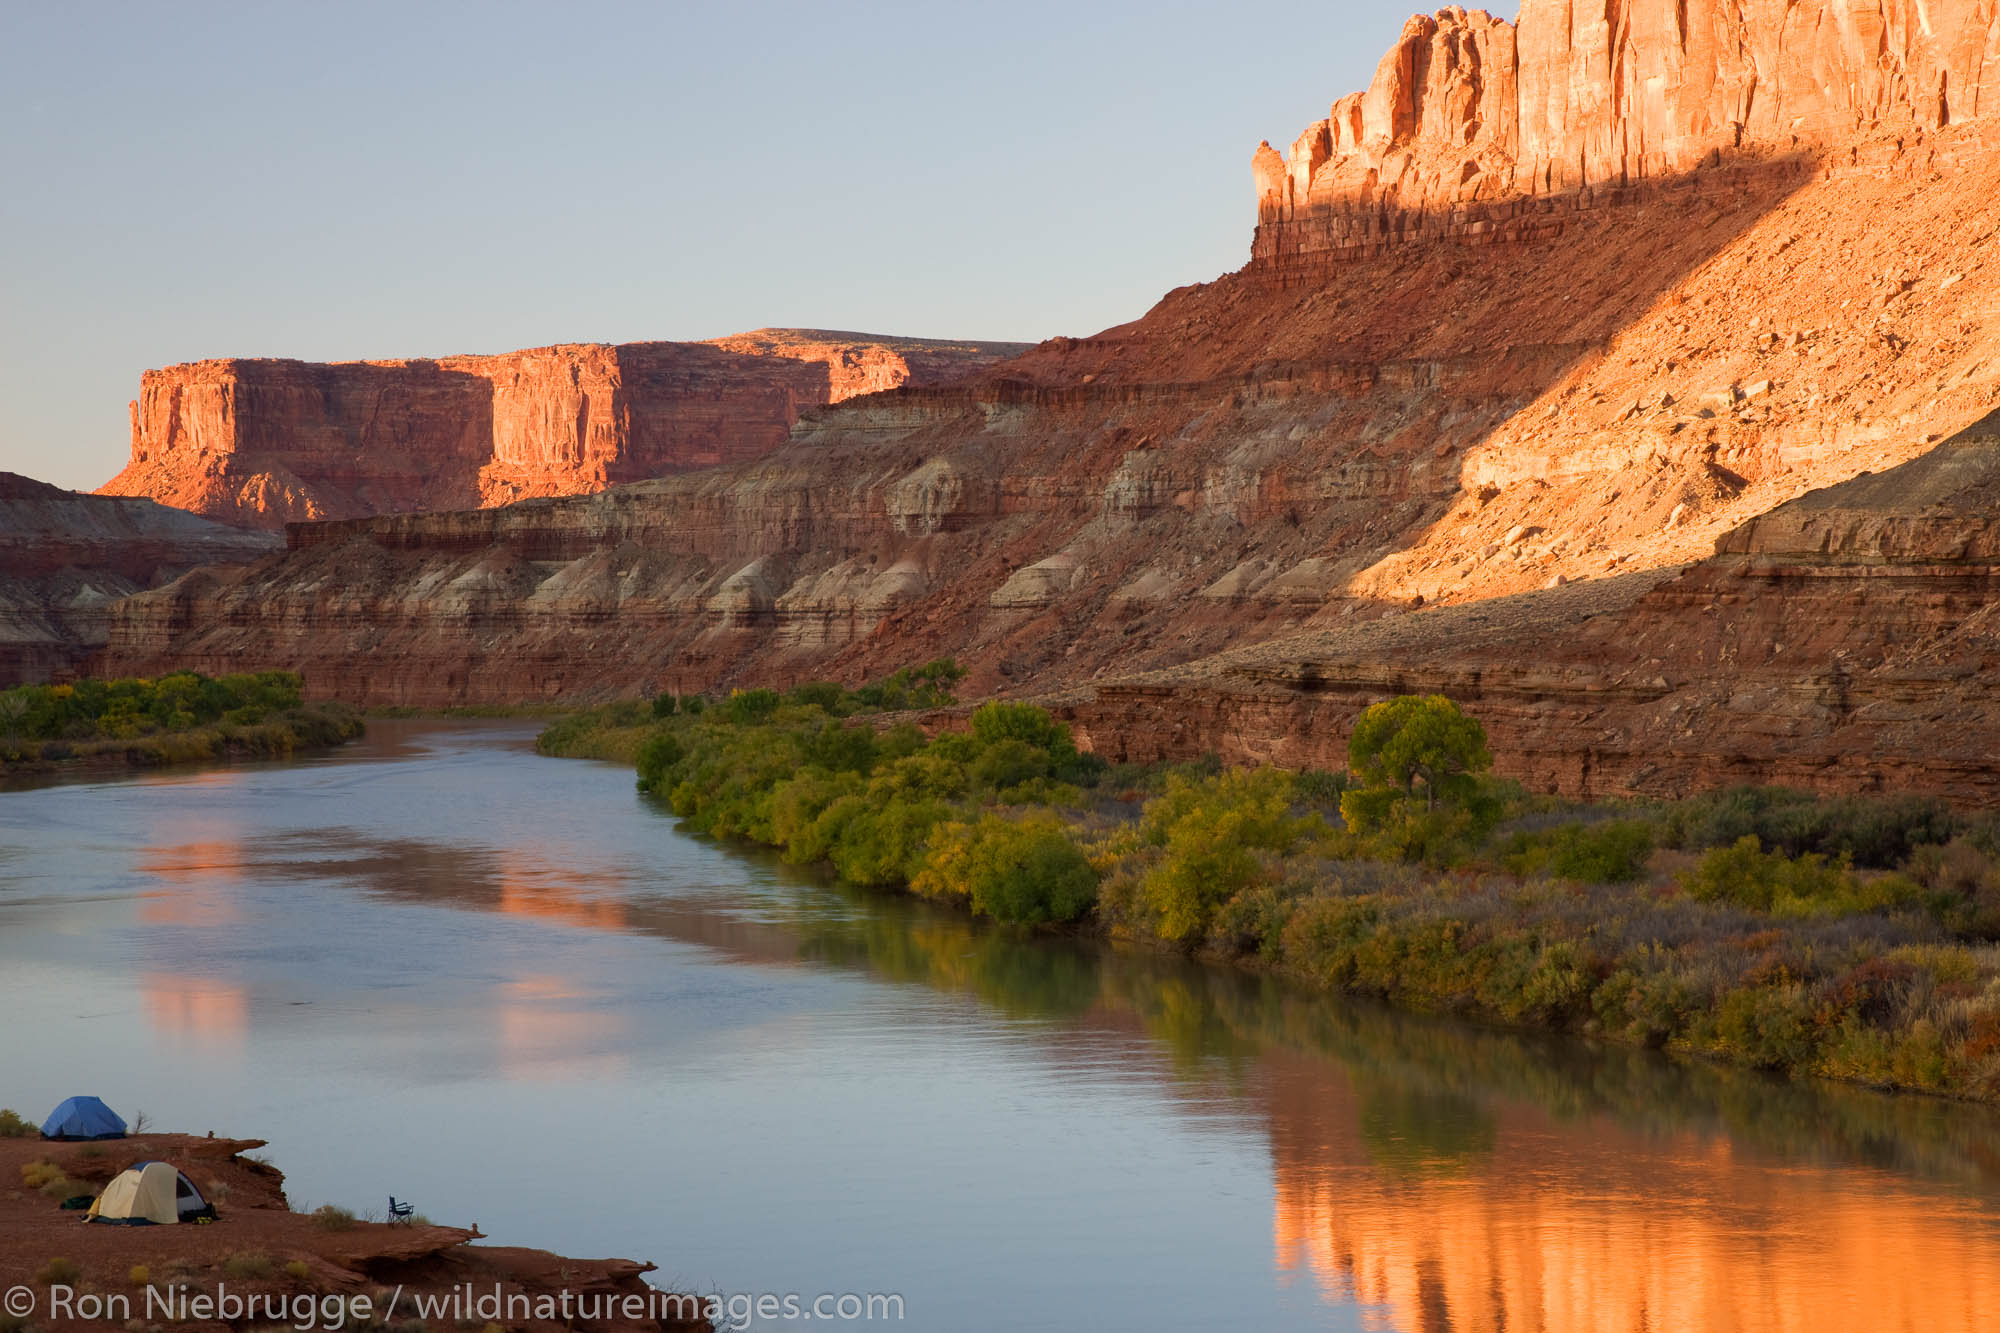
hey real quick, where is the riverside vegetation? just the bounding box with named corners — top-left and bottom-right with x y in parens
top-left (0, 671), bottom-right (360, 771)
top-left (540, 668), bottom-right (2000, 1101)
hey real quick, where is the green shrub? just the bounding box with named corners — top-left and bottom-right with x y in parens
top-left (786, 681), bottom-right (847, 712)
top-left (1138, 769), bottom-right (1325, 943)
top-left (1711, 984), bottom-right (1820, 1070)
top-left (849, 659), bottom-right (965, 711)
top-left (802, 721), bottom-right (879, 774)
top-left (916, 812), bottom-right (1098, 924)
top-left (1294, 768), bottom-right (1348, 805)
top-left (1501, 819), bottom-right (1656, 883)
top-left (723, 688), bottom-right (782, 725)
top-left (0, 1108), bottom-right (35, 1137)
top-left (1210, 884), bottom-right (1299, 959)
top-left (634, 731), bottom-right (685, 792)
top-left (823, 795), bottom-right (952, 886)
top-left (1663, 785), bottom-right (1959, 868)
top-left (650, 691), bottom-right (679, 718)
top-left (1682, 836), bottom-right (1916, 917)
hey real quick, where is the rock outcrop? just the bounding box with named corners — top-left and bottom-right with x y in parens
top-left (98, 4), bottom-right (2000, 801)
top-left (96, 330), bottom-right (1029, 529)
top-left (1071, 407), bottom-right (2000, 805)
top-left (1253, 1), bottom-right (2000, 274)
top-left (0, 473), bottom-right (275, 684)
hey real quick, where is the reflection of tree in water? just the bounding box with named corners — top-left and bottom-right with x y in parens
top-left (199, 826), bottom-right (2000, 1196)
top-left (1356, 1082), bottom-right (1498, 1178)
top-left (791, 900), bottom-right (1106, 1025)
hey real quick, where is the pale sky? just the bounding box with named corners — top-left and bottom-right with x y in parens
top-left (0, 2), bottom-right (1514, 492)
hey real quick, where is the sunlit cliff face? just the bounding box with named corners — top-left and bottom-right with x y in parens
top-left (1263, 1054), bottom-right (2000, 1333)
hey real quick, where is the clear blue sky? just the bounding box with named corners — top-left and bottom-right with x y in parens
top-left (0, 1), bottom-right (1510, 492)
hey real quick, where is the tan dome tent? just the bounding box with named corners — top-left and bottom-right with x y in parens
top-left (87, 1161), bottom-right (214, 1225)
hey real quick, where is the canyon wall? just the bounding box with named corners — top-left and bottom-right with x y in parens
top-left (96, 330), bottom-right (1029, 529)
top-left (0, 473), bottom-right (275, 684)
top-left (1253, 0), bottom-right (2000, 274)
top-left (99, 4), bottom-right (2000, 800)
top-left (1070, 407), bottom-right (2000, 805)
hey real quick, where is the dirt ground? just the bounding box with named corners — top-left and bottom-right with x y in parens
top-left (0, 1131), bottom-right (708, 1331)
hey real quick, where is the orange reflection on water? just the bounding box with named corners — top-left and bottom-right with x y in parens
top-left (1266, 1062), bottom-right (2000, 1333)
top-left (136, 828), bottom-right (249, 926)
top-left (495, 974), bottom-right (628, 1082)
top-left (496, 855), bottom-right (627, 932)
top-left (140, 972), bottom-right (249, 1042)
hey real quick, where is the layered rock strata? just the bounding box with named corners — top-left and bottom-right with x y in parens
top-left (96, 330), bottom-right (1029, 529)
top-left (1071, 408), bottom-right (2000, 804)
top-left (1253, 1), bottom-right (2000, 275)
top-left (0, 473), bottom-right (275, 684)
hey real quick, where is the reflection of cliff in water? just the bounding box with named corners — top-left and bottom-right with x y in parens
top-left (139, 824), bottom-right (2000, 1331)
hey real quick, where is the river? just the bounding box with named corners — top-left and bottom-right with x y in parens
top-left (5, 721), bottom-right (2000, 1332)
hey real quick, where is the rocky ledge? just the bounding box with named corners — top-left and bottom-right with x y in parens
top-left (0, 1130), bottom-right (708, 1332)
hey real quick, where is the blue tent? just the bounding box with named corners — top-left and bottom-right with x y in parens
top-left (41, 1096), bottom-right (127, 1141)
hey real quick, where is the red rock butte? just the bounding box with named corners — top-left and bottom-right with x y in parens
top-left (99, 1), bottom-right (2000, 802)
top-left (95, 330), bottom-right (1030, 529)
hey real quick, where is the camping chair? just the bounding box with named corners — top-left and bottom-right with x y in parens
top-left (387, 1196), bottom-right (415, 1223)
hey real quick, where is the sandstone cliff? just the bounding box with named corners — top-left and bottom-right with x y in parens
top-left (96, 330), bottom-right (1029, 529)
top-left (1253, 1), bottom-right (2000, 272)
top-left (0, 474), bottom-right (275, 684)
top-left (98, 4), bottom-right (2000, 802)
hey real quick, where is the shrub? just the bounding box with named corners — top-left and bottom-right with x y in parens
top-left (823, 795), bottom-right (952, 887)
top-left (681, 694), bottom-right (707, 715)
top-left (1209, 884), bottom-right (1298, 959)
top-left (35, 1258), bottom-right (80, 1285)
top-left (1663, 785), bottom-right (1959, 868)
top-left (128, 1265), bottom-right (151, 1287)
top-left (0, 1108), bottom-right (34, 1136)
top-left (221, 1251), bottom-right (274, 1279)
top-left (1711, 984), bottom-right (1820, 1070)
top-left (969, 701), bottom-right (1073, 754)
top-left (1682, 836), bottom-right (1915, 917)
top-left (650, 691), bottom-right (678, 718)
top-left (914, 813), bottom-right (1099, 925)
top-left (285, 1260), bottom-right (311, 1281)
top-left (633, 731), bottom-right (684, 792)
top-left (37, 1175), bottom-right (84, 1201)
top-left (1138, 769), bottom-right (1324, 943)
top-left (723, 688), bottom-right (782, 725)
top-left (1501, 819), bottom-right (1656, 884)
top-left (20, 1161), bottom-right (62, 1189)
top-left (850, 659), bottom-right (964, 711)
top-left (1294, 768), bottom-right (1348, 805)
top-left (802, 722), bottom-right (879, 775)
top-left (312, 1204), bottom-right (357, 1232)
top-left (786, 681), bottom-right (847, 712)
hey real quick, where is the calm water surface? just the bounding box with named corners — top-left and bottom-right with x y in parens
top-left (6, 721), bottom-right (2000, 1332)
